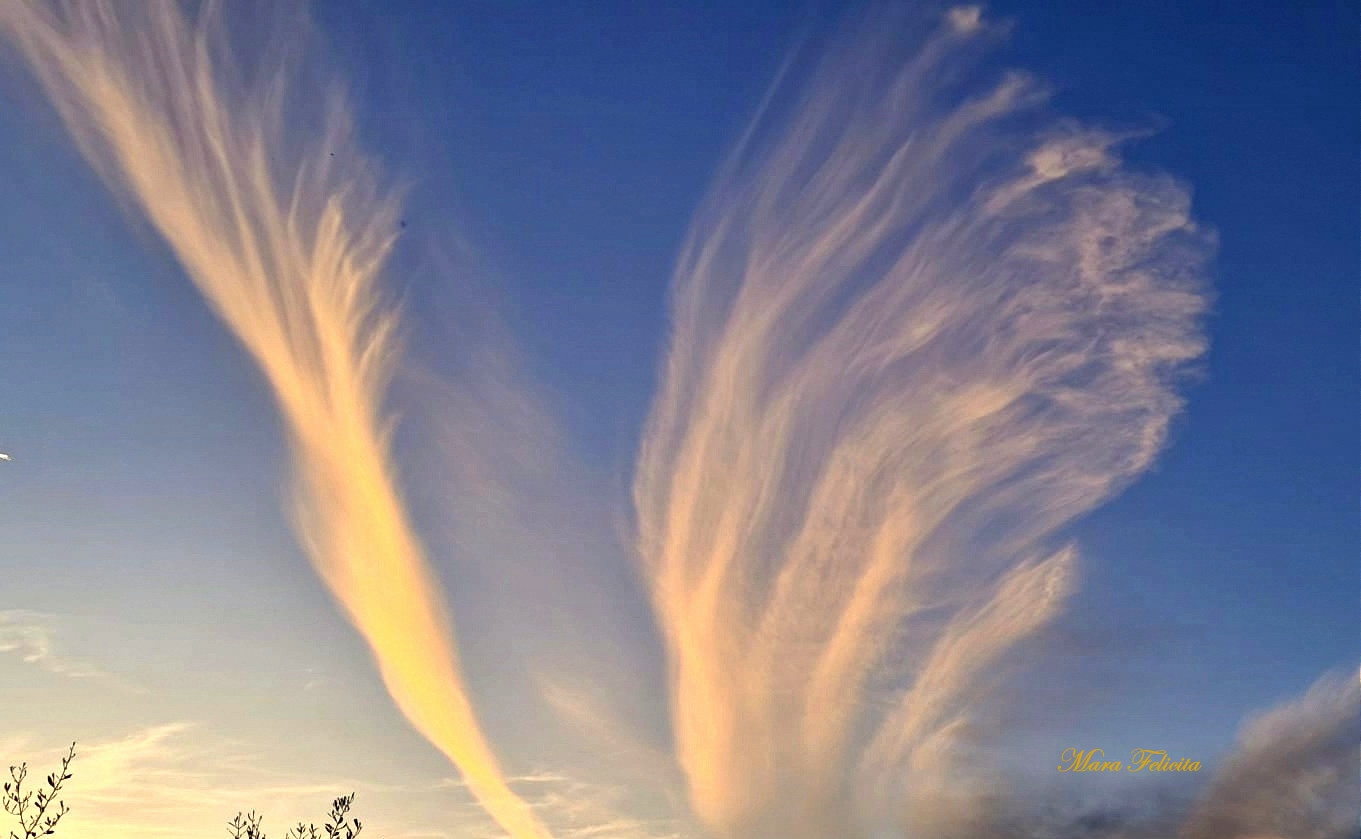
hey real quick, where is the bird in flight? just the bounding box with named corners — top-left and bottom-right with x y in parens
top-left (0, 453), bottom-right (10, 461)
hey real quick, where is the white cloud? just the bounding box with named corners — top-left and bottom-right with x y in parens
top-left (0, 610), bottom-right (138, 692)
top-left (6, 725), bottom-right (693, 839)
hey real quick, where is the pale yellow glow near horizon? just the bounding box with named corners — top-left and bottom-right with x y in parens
top-left (0, 3), bottom-right (549, 837)
top-left (0, 1), bottom-right (1355, 836)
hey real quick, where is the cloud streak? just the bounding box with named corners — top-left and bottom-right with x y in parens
top-left (634, 6), bottom-right (1212, 837)
top-left (2, 4), bottom-right (1353, 838)
top-left (0, 3), bottom-right (546, 837)
top-left (6, 724), bottom-right (474, 839)
top-left (0, 610), bottom-right (98, 678)
top-left (0, 610), bottom-right (135, 690)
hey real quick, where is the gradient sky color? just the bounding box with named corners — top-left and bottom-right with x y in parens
top-left (0, 2), bottom-right (1356, 837)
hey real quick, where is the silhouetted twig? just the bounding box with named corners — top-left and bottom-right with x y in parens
top-left (3, 743), bottom-right (75, 839)
top-left (5, 741), bottom-right (371, 839)
top-left (227, 794), bottom-right (365, 839)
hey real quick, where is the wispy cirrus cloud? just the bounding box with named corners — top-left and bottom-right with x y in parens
top-left (0, 3), bottom-right (546, 835)
top-left (435, 770), bottom-right (690, 839)
top-left (9, 724), bottom-right (469, 839)
top-left (632, 6), bottom-right (1210, 837)
top-left (0, 610), bottom-right (138, 692)
top-left (0, 3), bottom-right (1350, 838)
top-left (7, 724), bottom-right (693, 839)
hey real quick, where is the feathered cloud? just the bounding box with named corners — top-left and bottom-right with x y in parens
top-left (0, 4), bottom-right (1351, 839)
top-left (634, 6), bottom-right (1210, 837)
top-left (0, 3), bottom-right (545, 836)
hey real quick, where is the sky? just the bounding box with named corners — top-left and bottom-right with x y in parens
top-left (0, 2), bottom-right (1356, 838)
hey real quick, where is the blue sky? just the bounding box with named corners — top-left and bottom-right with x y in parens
top-left (0, 1), bottom-right (1356, 837)
top-left (314, 0), bottom-right (1361, 741)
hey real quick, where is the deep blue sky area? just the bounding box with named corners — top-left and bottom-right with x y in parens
top-left (0, 0), bottom-right (1355, 783)
top-left (318, 0), bottom-right (1361, 754)
top-left (1000, 0), bottom-right (1359, 726)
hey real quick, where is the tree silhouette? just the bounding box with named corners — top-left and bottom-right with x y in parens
top-left (3, 743), bottom-right (74, 839)
top-left (6, 744), bottom-right (370, 838)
